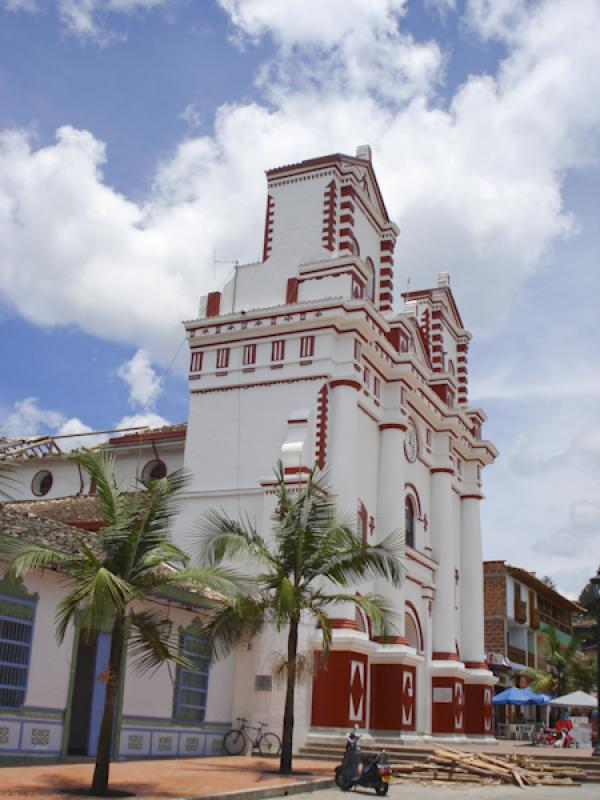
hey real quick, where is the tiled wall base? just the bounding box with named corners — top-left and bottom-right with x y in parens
top-left (119, 718), bottom-right (229, 759)
top-left (0, 710), bottom-right (63, 756)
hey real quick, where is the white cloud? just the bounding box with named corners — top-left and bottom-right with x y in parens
top-left (1, 0), bottom-right (599, 365)
top-left (1, 397), bottom-right (66, 437)
top-left (179, 104), bottom-right (204, 131)
top-left (116, 411), bottom-right (170, 431)
top-left (3, 0), bottom-right (179, 41)
top-left (117, 349), bottom-right (162, 408)
top-left (0, 396), bottom-right (170, 454)
top-left (3, 0), bottom-right (38, 11)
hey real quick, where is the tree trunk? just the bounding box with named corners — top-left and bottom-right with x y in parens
top-left (91, 618), bottom-right (125, 796)
top-left (279, 615), bottom-right (299, 774)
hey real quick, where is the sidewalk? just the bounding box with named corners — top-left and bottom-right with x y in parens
top-left (0, 755), bottom-right (337, 800)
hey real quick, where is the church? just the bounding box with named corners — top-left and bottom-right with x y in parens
top-left (1, 147), bottom-right (498, 758)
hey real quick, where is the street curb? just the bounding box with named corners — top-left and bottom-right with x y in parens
top-left (176, 776), bottom-right (336, 800)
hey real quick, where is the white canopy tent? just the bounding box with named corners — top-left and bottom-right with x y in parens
top-left (549, 691), bottom-right (598, 709)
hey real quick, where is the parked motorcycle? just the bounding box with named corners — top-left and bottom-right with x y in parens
top-left (335, 727), bottom-right (392, 795)
top-left (533, 726), bottom-right (578, 748)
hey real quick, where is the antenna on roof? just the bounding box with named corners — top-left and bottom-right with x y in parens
top-left (213, 250), bottom-right (239, 272)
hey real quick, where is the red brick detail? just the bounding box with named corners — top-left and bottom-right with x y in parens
top-left (262, 194), bottom-right (275, 261)
top-left (430, 312), bottom-right (443, 372)
top-left (372, 635), bottom-right (409, 645)
top-left (108, 428), bottom-right (186, 446)
top-left (465, 684), bottom-right (493, 734)
top-left (432, 651), bottom-right (460, 660)
top-left (379, 423), bottom-right (408, 431)
top-left (283, 466), bottom-right (312, 476)
top-left (322, 180), bottom-right (337, 252)
top-left (384, 328), bottom-right (401, 352)
top-left (329, 618), bottom-right (361, 630)
top-left (286, 277), bottom-right (299, 304)
top-left (456, 340), bottom-right (469, 407)
top-left (370, 664), bottom-right (416, 731)
top-left (432, 677), bottom-right (465, 734)
top-left (315, 383), bottom-right (329, 468)
top-left (206, 291), bottom-right (221, 318)
top-left (419, 307), bottom-right (431, 359)
top-left (311, 651), bottom-right (367, 728)
top-left (484, 562), bottom-right (507, 656)
top-left (378, 238), bottom-right (395, 313)
top-left (330, 379), bottom-right (361, 390)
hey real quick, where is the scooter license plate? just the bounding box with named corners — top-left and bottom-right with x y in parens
top-left (382, 776), bottom-right (391, 783)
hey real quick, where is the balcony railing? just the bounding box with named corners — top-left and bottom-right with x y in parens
top-left (507, 645), bottom-right (527, 665)
top-left (530, 608), bottom-right (540, 629)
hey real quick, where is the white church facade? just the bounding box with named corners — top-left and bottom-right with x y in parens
top-left (1, 147), bottom-right (498, 758)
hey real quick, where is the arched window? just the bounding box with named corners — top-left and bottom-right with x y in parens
top-left (141, 459), bottom-right (167, 481)
top-left (405, 496), bottom-right (415, 549)
top-left (31, 470), bottom-right (53, 497)
top-left (405, 612), bottom-right (420, 651)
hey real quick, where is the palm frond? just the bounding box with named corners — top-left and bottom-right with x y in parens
top-left (130, 542), bottom-right (190, 580)
top-left (55, 567), bottom-right (140, 642)
top-left (119, 469), bottom-right (190, 579)
top-left (306, 528), bottom-right (404, 589)
top-left (201, 594), bottom-right (267, 662)
top-left (192, 509), bottom-right (275, 568)
top-left (0, 460), bottom-right (18, 500)
top-left (69, 450), bottom-right (127, 528)
top-left (311, 608), bottom-right (333, 655)
top-left (0, 535), bottom-right (83, 577)
top-left (127, 609), bottom-right (192, 676)
top-left (313, 591), bottom-right (399, 638)
top-left (157, 565), bottom-right (256, 600)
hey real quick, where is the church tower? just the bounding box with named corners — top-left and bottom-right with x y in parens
top-left (182, 148), bottom-right (497, 744)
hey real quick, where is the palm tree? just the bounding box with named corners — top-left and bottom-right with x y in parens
top-left (0, 450), bottom-right (245, 796)
top-left (196, 464), bottom-right (404, 774)
top-left (526, 625), bottom-right (590, 695)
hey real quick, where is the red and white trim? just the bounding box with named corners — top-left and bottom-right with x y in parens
top-left (262, 194), bottom-right (275, 261)
top-left (322, 180), bottom-right (337, 252)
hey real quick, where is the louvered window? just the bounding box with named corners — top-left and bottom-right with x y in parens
top-left (174, 632), bottom-right (210, 723)
top-left (0, 595), bottom-right (36, 709)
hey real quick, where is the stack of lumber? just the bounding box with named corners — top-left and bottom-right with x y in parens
top-left (392, 746), bottom-right (586, 787)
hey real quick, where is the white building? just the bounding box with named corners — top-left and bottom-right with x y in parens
top-left (1, 147), bottom-right (498, 758)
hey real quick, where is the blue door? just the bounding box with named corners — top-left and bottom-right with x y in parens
top-left (88, 632), bottom-right (112, 757)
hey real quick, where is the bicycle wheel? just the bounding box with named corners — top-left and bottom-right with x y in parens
top-left (223, 729), bottom-right (247, 755)
top-left (258, 732), bottom-right (281, 755)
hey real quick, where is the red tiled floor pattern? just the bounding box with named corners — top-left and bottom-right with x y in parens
top-left (0, 755), bottom-right (337, 800)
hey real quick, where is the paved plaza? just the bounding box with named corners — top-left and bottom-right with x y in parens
top-left (0, 755), bottom-right (333, 799)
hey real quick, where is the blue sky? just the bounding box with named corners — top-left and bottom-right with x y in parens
top-left (1, 0), bottom-right (599, 596)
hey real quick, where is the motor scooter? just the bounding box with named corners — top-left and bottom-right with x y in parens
top-left (334, 726), bottom-right (391, 795)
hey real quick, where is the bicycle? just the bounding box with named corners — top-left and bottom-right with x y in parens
top-left (223, 717), bottom-right (282, 756)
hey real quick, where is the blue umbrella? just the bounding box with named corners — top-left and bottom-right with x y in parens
top-left (492, 687), bottom-right (548, 706)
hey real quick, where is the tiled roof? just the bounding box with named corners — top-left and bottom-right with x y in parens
top-left (0, 505), bottom-right (219, 604)
top-left (4, 495), bottom-right (103, 526)
top-left (0, 505), bottom-right (98, 556)
top-left (107, 423), bottom-right (187, 446)
top-left (0, 423), bottom-right (188, 460)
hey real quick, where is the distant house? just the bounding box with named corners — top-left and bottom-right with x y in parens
top-left (483, 560), bottom-right (583, 688)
